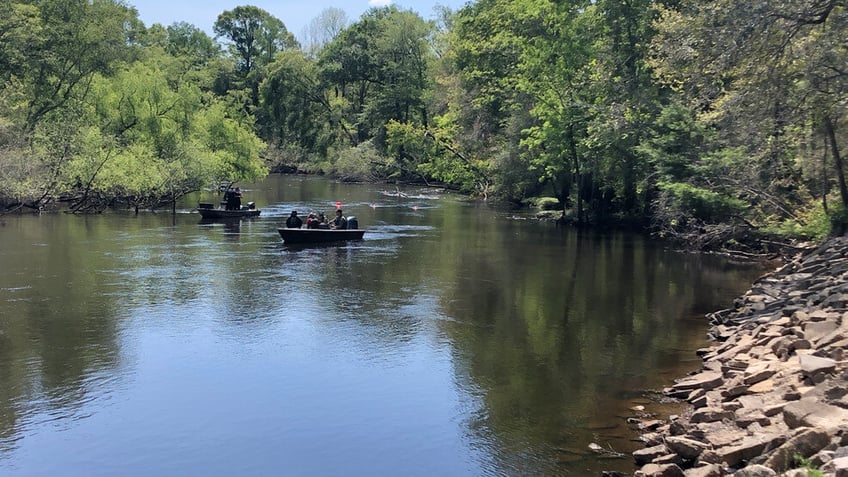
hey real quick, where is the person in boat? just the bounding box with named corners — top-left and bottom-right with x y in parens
top-left (225, 187), bottom-right (242, 210)
top-left (331, 209), bottom-right (347, 229)
top-left (317, 212), bottom-right (329, 229)
top-left (306, 213), bottom-right (319, 229)
top-left (286, 210), bottom-right (303, 228)
top-left (232, 187), bottom-right (242, 210)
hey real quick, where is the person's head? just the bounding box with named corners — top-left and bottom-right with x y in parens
top-left (235, 187), bottom-right (240, 192)
top-left (336, 209), bottom-right (343, 216)
top-left (291, 210), bottom-right (298, 216)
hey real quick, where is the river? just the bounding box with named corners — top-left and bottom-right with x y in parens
top-left (0, 175), bottom-right (768, 476)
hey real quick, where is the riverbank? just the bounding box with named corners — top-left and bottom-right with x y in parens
top-left (628, 236), bottom-right (848, 476)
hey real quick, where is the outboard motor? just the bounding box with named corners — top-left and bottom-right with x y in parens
top-left (247, 202), bottom-right (256, 210)
top-left (347, 216), bottom-right (358, 229)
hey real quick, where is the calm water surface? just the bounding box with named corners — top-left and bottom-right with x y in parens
top-left (0, 175), bottom-right (768, 476)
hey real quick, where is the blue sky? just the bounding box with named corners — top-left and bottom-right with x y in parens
top-left (128, 0), bottom-right (469, 40)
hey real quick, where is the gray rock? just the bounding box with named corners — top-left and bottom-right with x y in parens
top-left (698, 449), bottom-right (724, 465)
top-left (804, 320), bottom-right (840, 343)
top-left (718, 433), bottom-right (786, 467)
top-left (635, 444), bottom-right (669, 465)
top-left (784, 398), bottom-right (848, 430)
top-left (823, 455), bottom-right (848, 476)
top-left (666, 436), bottom-right (710, 461)
top-left (673, 371), bottom-right (725, 393)
top-left (731, 464), bottom-right (776, 476)
top-left (690, 408), bottom-right (734, 424)
top-left (743, 367), bottom-right (776, 386)
top-left (683, 464), bottom-right (724, 477)
top-left (734, 411), bottom-right (771, 428)
top-left (636, 463), bottom-right (685, 477)
top-left (780, 469), bottom-right (810, 477)
top-left (762, 428), bottom-right (831, 472)
top-left (799, 354), bottom-right (837, 383)
top-left (654, 453), bottom-right (686, 466)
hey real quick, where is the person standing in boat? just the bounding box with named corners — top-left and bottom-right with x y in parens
top-left (331, 209), bottom-right (347, 229)
top-left (286, 210), bottom-right (303, 228)
top-left (232, 187), bottom-right (242, 210)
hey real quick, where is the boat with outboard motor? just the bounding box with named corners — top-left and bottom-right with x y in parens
top-left (197, 202), bottom-right (260, 219)
top-left (277, 227), bottom-right (364, 244)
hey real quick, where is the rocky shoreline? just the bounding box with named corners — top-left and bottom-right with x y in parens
top-left (628, 236), bottom-right (848, 477)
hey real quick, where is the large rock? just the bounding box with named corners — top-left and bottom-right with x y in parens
top-left (825, 455), bottom-right (848, 476)
top-left (799, 354), bottom-right (837, 377)
top-left (690, 408), bottom-right (734, 424)
top-left (804, 319), bottom-right (841, 343)
top-left (683, 464), bottom-right (723, 477)
top-left (731, 464), bottom-right (776, 476)
top-left (743, 363), bottom-right (776, 386)
top-left (783, 398), bottom-right (848, 430)
top-left (718, 433), bottom-right (786, 468)
top-left (635, 444), bottom-right (669, 465)
top-left (666, 436), bottom-right (710, 461)
top-left (672, 371), bottom-right (725, 394)
top-left (636, 463), bottom-right (685, 477)
top-left (762, 428), bottom-right (831, 472)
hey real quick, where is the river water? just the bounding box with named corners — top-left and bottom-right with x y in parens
top-left (0, 175), bottom-right (768, 476)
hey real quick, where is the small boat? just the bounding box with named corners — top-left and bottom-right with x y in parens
top-left (277, 227), bottom-right (365, 244)
top-left (197, 202), bottom-right (261, 219)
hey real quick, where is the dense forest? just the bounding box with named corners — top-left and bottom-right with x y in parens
top-left (0, 0), bottom-right (845, 248)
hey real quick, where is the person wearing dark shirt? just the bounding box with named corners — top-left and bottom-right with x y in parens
top-left (331, 209), bottom-right (347, 229)
top-left (285, 210), bottom-right (303, 228)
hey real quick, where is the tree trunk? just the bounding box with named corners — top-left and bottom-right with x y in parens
top-left (824, 117), bottom-right (848, 209)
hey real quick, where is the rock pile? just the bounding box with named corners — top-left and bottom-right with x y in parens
top-left (632, 237), bottom-right (848, 477)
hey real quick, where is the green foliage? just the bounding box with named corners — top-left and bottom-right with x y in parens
top-left (530, 197), bottom-right (561, 210)
top-left (318, 6), bottom-right (434, 148)
top-left (385, 120), bottom-right (490, 194)
top-left (213, 5), bottom-right (298, 75)
top-left (259, 50), bottom-right (332, 157)
top-left (0, 0), bottom-right (844, 247)
top-left (657, 182), bottom-right (748, 222)
top-left (761, 204), bottom-right (830, 241)
top-left (56, 57), bottom-right (266, 208)
top-left (213, 6), bottom-right (298, 111)
top-left (332, 142), bottom-right (380, 181)
top-left (793, 454), bottom-right (824, 477)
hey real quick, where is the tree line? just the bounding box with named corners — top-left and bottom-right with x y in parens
top-left (1, 0), bottom-right (845, 246)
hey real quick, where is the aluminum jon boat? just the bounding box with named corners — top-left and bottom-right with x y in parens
top-left (277, 228), bottom-right (365, 244)
top-left (197, 202), bottom-right (261, 219)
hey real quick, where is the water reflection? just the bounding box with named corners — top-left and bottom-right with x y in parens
top-left (0, 176), bottom-right (769, 476)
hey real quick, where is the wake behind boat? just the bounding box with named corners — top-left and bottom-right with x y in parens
top-left (277, 227), bottom-right (365, 244)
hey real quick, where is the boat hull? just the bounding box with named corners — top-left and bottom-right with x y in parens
top-left (277, 228), bottom-right (365, 244)
top-left (197, 208), bottom-right (261, 219)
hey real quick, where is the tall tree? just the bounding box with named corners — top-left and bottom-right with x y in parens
top-left (651, 0), bottom-right (848, 234)
top-left (213, 5), bottom-right (299, 109)
top-left (259, 50), bottom-right (335, 160)
top-left (63, 55), bottom-right (266, 212)
top-left (165, 22), bottom-right (221, 67)
top-left (6, 0), bottom-right (141, 133)
top-left (300, 7), bottom-right (349, 58)
top-left (0, 0), bottom-right (142, 210)
top-left (318, 7), bottom-right (434, 149)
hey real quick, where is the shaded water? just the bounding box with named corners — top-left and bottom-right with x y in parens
top-left (0, 175), bottom-right (768, 476)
